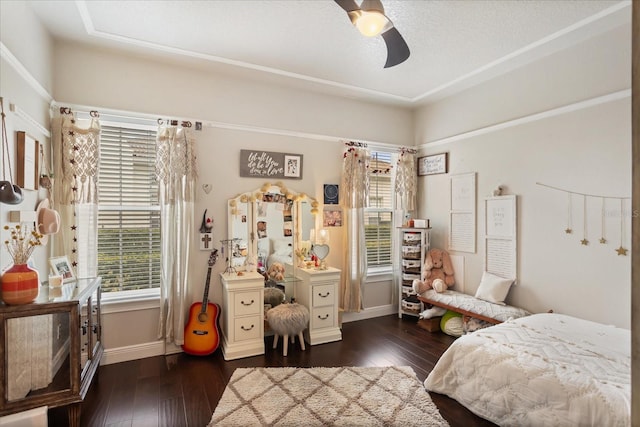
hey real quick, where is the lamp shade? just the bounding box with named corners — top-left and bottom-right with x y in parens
top-left (355, 11), bottom-right (387, 37)
top-left (317, 228), bottom-right (330, 245)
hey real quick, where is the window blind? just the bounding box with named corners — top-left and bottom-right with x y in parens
top-left (97, 125), bottom-right (161, 292)
top-left (365, 151), bottom-right (393, 267)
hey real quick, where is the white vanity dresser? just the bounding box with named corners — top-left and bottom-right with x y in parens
top-left (290, 266), bottom-right (342, 345)
top-left (219, 271), bottom-right (265, 361)
top-left (222, 182), bottom-right (343, 360)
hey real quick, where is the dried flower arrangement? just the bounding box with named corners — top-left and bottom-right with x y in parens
top-left (3, 224), bottom-right (42, 265)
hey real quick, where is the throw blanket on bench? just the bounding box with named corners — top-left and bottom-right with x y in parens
top-left (418, 289), bottom-right (530, 324)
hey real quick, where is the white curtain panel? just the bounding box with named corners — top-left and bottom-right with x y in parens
top-left (155, 125), bottom-right (197, 346)
top-left (394, 150), bottom-right (417, 212)
top-left (339, 145), bottom-right (370, 312)
top-left (51, 115), bottom-right (100, 278)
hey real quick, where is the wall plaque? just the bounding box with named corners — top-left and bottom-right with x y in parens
top-left (240, 150), bottom-right (303, 179)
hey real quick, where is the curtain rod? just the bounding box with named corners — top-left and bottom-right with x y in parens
top-left (51, 103), bottom-right (414, 148)
top-left (157, 118), bottom-right (192, 128)
top-left (344, 141), bottom-right (368, 147)
top-left (59, 105), bottom-right (188, 127)
top-left (58, 106), bottom-right (100, 118)
top-left (399, 147), bottom-right (417, 154)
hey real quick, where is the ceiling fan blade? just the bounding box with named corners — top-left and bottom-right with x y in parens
top-left (381, 26), bottom-right (410, 68)
top-left (334, 0), bottom-right (361, 25)
top-left (334, 0), bottom-right (359, 13)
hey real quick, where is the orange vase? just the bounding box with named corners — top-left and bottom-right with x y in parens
top-left (1, 264), bottom-right (39, 305)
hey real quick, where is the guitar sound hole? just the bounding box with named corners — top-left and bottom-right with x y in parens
top-left (197, 313), bottom-right (209, 322)
top-left (241, 299), bottom-right (254, 306)
top-left (241, 324), bottom-right (255, 331)
top-left (318, 314), bottom-right (329, 320)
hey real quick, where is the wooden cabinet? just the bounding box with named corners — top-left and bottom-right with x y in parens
top-left (292, 267), bottom-right (342, 345)
top-left (398, 227), bottom-right (430, 318)
top-left (0, 277), bottom-right (102, 427)
top-left (219, 272), bottom-right (265, 360)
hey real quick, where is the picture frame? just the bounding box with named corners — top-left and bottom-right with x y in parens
top-left (484, 195), bottom-right (517, 281)
top-left (418, 153), bottom-right (448, 176)
top-left (323, 207), bottom-right (342, 227)
top-left (448, 172), bottom-right (477, 253)
top-left (323, 184), bottom-right (339, 204)
top-left (49, 256), bottom-right (76, 283)
top-left (16, 131), bottom-right (39, 190)
top-left (283, 155), bottom-right (301, 178)
top-left (240, 150), bottom-right (303, 180)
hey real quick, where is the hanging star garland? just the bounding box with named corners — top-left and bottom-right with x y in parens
top-left (536, 182), bottom-right (630, 255)
top-left (565, 193), bottom-right (572, 234)
top-left (616, 199), bottom-right (628, 256)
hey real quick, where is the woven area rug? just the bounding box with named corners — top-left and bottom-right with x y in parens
top-left (208, 366), bottom-right (449, 426)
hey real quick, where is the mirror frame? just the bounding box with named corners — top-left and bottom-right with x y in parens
top-left (228, 181), bottom-right (319, 278)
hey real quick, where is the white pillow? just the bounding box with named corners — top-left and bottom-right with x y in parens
top-left (257, 238), bottom-right (271, 257)
top-left (475, 271), bottom-right (514, 305)
top-left (272, 239), bottom-right (292, 256)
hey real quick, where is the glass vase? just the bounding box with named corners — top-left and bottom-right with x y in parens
top-left (1, 263), bottom-right (39, 305)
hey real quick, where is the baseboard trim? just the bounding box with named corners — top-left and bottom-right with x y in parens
top-left (101, 307), bottom-right (398, 365)
top-left (341, 304), bottom-right (397, 324)
top-left (101, 340), bottom-right (165, 365)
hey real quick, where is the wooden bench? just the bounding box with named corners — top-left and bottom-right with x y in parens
top-left (417, 289), bottom-right (530, 324)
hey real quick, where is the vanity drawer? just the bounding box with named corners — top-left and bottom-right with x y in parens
top-left (312, 284), bottom-right (335, 307)
top-left (234, 315), bottom-right (261, 341)
top-left (311, 307), bottom-right (335, 330)
top-left (234, 291), bottom-right (261, 316)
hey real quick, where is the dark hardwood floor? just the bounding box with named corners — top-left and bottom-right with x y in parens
top-left (48, 314), bottom-right (496, 427)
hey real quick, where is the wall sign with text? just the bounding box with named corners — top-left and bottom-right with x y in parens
top-left (418, 152), bottom-right (448, 176)
top-left (239, 150), bottom-right (303, 179)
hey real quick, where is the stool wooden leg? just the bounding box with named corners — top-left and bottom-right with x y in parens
top-left (273, 334), bottom-right (279, 349)
top-left (298, 332), bottom-right (306, 351)
top-left (283, 335), bottom-right (289, 356)
top-left (290, 335), bottom-right (295, 343)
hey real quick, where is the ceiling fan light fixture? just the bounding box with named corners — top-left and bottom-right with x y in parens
top-left (355, 10), bottom-right (388, 37)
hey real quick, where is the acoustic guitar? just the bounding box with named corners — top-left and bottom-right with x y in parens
top-left (182, 249), bottom-right (221, 356)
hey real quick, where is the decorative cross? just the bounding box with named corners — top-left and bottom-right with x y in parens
top-left (201, 233), bottom-right (212, 249)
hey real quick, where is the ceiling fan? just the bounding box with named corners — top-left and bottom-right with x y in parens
top-left (334, 0), bottom-right (410, 68)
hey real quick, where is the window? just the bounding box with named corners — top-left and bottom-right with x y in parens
top-left (364, 151), bottom-right (393, 268)
top-left (97, 124), bottom-right (161, 293)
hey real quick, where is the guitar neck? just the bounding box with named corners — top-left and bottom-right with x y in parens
top-left (200, 267), bottom-right (213, 313)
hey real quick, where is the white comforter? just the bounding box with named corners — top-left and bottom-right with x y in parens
top-left (425, 313), bottom-right (630, 427)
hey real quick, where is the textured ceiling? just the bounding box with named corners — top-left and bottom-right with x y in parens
top-left (28, 0), bottom-right (631, 106)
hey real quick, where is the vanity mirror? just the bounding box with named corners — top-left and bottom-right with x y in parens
top-left (228, 182), bottom-right (319, 297)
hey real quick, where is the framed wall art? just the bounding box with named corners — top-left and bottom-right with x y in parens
top-left (418, 152), bottom-right (448, 176)
top-left (240, 150), bottom-right (303, 180)
top-left (16, 131), bottom-right (39, 190)
top-left (324, 184), bottom-right (339, 204)
top-left (448, 172), bottom-right (476, 253)
top-left (323, 207), bottom-right (342, 227)
top-left (49, 256), bottom-right (76, 283)
top-left (484, 195), bottom-right (517, 281)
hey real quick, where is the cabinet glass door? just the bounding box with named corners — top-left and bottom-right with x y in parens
top-left (5, 313), bottom-right (72, 401)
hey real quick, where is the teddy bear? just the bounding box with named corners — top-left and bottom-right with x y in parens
top-left (267, 262), bottom-right (285, 282)
top-left (412, 248), bottom-right (455, 294)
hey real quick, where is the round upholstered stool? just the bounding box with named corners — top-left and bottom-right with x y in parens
top-left (266, 303), bottom-right (310, 356)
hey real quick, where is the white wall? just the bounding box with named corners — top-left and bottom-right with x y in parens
top-left (0, 1), bottom-right (54, 278)
top-left (49, 41), bottom-right (412, 353)
top-left (414, 23), bottom-right (632, 329)
top-left (3, 3), bottom-right (631, 361)
top-left (53, 43), bottom-right (414, 146)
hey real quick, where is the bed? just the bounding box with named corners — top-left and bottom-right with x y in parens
top-left (258, 237), bottom-right (293, 269)
top-left (425, 313), bottom-right (631, 427)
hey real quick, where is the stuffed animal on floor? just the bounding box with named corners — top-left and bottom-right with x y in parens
top-left (412, 248), bottom-right (455, 295)
top-left (418, 305), bottom-right (447, 320)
